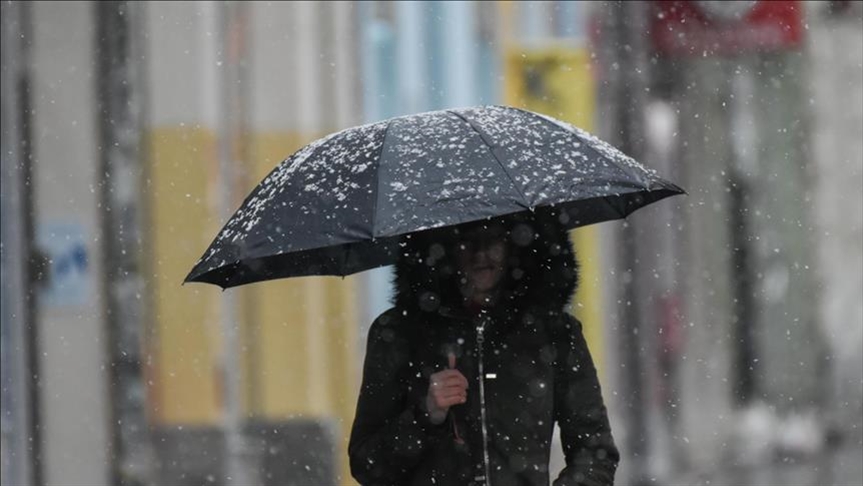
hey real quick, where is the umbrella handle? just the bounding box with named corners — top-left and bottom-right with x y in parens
top-left (452, 417), bottom-right (465, 445)
top-left (447, 352), bottom-right (465, 445)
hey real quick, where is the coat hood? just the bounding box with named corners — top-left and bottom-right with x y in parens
top-left (392, 208), bottom-right (579, 322)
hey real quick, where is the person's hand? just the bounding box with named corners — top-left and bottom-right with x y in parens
top-left (425, 353), bottom-right (468, 425)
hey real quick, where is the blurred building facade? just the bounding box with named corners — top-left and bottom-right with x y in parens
top-left (592, 1), bottom-right (863, 483)
top-left (1, 2), bottom-right (861, 486)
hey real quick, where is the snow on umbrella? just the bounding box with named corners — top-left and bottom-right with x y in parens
top-left (185, 105), bottom-right (684, 288)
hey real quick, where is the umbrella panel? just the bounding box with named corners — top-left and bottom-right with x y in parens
top-left (187, 185), bottom-right (682, 288)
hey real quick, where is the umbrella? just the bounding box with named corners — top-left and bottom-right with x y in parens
top-left (185, 105), bottom-right (684, 288)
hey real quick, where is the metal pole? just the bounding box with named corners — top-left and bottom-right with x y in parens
top-left (1, 2), bottom-right (37, 485)
top-left (728, 67), bottom-right (758, 405)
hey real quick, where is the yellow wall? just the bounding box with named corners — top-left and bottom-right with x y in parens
top-left (147, 126), bottom-right (359, 483)
top-left (146, 127), bottom-right (223, 424)
top-left (503, 47), bottom-right (607, 378)
top-left (248, 132), bottom-right (359, 483)
top-left (148, 127), bottom-right (360, 480)
top-left (504, 47), bottom-right (596, 129)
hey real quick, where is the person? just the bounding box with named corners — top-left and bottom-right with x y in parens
top-left (348, 210), bottom-right (619, 486)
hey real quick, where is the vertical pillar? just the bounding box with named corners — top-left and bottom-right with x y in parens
top-left (30, 1), bottom-right (111, 484)
top-left (808, 3), bottom-right (863, 431)
top-left (674, 56), bottom-right (737, 470)
top-left (596, 2), bottom-right (655, 483)
top-left (1, 2), bottom-right (37, 485)
top-left (728, 65), bottom-right (759, 405)
top-left (642, 93), bottom-right (687, 476)
top-left (746, 52), bottom-right (825, 413)
top-left (216, 3), bottom-right (252, 485)
top-left (95, 2), bottom-right (155, 484)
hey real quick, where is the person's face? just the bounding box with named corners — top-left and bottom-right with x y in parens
top-left (454, 223), bottom-right (509, 296)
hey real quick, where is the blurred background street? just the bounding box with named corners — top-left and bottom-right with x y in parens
top-left (1, 1), bottom-right (861, 485)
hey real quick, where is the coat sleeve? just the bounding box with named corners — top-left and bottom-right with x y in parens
top-left (552, 316), bottom-right (620, 486)
top-left (348, 311), bottom-right (446, 485)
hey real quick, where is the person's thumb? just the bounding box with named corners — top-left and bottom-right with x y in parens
top-left (448, 352), bottom-right (456, 370)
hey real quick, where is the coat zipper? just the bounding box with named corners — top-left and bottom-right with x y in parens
top-left (476, 316), bottom-right (492, 486)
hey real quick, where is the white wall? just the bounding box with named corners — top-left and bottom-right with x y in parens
top-left (808, 1), bottom-right (863, 433)
top-left (30, 2), bottom-right (111, 484)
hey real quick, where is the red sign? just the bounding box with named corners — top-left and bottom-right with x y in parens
top-left (651, 1), bottom-right (804, 56)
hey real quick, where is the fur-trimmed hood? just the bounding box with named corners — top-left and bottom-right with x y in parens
top-left (391, 208), bottom-right (579, 323)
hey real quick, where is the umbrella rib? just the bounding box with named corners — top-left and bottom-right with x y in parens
top-left (371, 119), bottom-right (395, 239)
top-left (447, 110), bottom-right (531, 209)
top-left (601, 194), bottom-right (628, 220)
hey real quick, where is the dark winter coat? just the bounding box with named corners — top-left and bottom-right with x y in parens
top-left (348, 212), bottom-right (619, 486)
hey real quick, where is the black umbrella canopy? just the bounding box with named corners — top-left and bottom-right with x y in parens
top-left (186, 105), bottom-right (684, 288)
